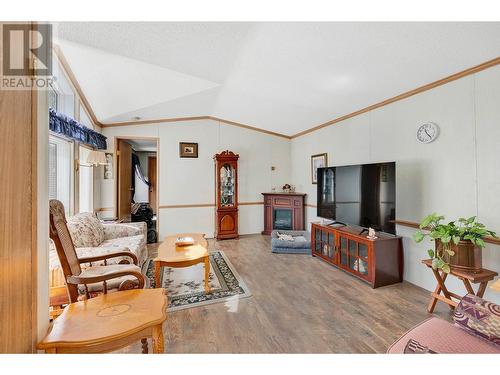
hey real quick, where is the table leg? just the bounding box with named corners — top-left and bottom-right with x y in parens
top-left (461, 278), bottom-right (475, 295)
top-left (141, 338), bottom-right (148, 354)
top-left (152, 324), bottom-right (164, 354)
top-left (204, 256), bottom-right (210, 294)
top-left (427, 271), bottom-right (448, 313)
top-left (477, 282), bottom-right (488, 297)
top-left (154, 262), bottom-right (162, 289)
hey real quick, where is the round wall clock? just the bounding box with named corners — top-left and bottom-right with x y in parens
top-left (416, 122), bottom-right (439, 144)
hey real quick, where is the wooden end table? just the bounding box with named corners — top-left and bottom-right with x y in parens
top-left (38, 289), bottom-right (167, 354)
top-left (422, 259), bottom-right (498, 313)
top-left (154, 233), bottom-right (210, 292)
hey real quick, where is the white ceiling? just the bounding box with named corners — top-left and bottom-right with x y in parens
top-left (54, 22), bottom-right (500, 136)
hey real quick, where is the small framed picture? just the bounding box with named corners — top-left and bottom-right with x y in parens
top-left (311, 153), bottom-right (328, 184)
top-left (179, 142), bottom-right (198, 158)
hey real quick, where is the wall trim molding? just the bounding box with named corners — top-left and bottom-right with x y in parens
top-left (159, 203), bottom-right (215, 209)
top-left (157, 201), bottom-right (264, 209)
top-left (239, 201), bottom-right (264, 206)
top-left (102, 116), bottom-right (211, 127)
top-left (394, 220), bottom-right (500, 246)
top-left (94, 207), bottom-right (113, 212)
top-left (101, 116), bottom-right (291, 140)
top-left (290, 57), bottom-right (500, 139)
top-left (208, 117), bottom-right (290, 139)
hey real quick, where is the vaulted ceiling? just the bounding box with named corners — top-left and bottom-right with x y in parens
top-left (54, 22), bottom-right (500, 136)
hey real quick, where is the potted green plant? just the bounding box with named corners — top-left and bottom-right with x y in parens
top-left (413, 213), bottom-right (497, 273)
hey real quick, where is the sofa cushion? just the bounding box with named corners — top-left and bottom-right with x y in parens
top-left (67, 213), bottom-right (105, 247)
top-left (387, 317), bottom-right (500, 353)
top-left (100, 234), bottom-right (147, 266)
top-left (454, 294), bottom-right (500, 346)
top-left (103, 223), bottom-right (144, 240)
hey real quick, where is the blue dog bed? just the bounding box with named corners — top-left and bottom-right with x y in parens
top-left (271, 230), bottom-right (311, 254)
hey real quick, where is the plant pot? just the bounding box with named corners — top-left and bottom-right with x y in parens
top-left (436, 239), bottom-right (482, 272)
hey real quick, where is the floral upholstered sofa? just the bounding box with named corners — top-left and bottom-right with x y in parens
top-left (49, 213), bottom-right (148, 293)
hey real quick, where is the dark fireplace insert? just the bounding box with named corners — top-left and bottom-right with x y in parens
top-left (273, 208), bottom-right (293, 230)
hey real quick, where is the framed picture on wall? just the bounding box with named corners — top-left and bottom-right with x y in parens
top-left (311, 153), bottom-right (327, 184)
top-left (104, 153), bottom-right (113, 179)
top-left (179, 142), bottom-right (198, 158)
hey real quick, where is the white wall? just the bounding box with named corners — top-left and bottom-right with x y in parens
top-left (291, 65), bottom-right (500, 303)
top-left (100, 119), bottom-right (291, 238)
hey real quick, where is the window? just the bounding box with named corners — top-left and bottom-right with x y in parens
top-left (49, 52), bottom-right (97, 216)
top-left (78, 146), bottom-right (94, 213)
top-left (51, 57), bottom-right (75, 117)
top-left (48, 135), bottom-right (73, 215)
top-left (48, 83), bottom-right (58, 110)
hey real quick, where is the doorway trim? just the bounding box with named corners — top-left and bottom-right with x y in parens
top-left (114, 136), bottom-right (160, 235)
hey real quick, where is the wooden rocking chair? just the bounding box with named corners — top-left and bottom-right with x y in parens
top-left (49, 200), bottom-right (146, 304)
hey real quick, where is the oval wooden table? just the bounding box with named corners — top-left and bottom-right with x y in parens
top-left (37, 289), bottom-right (167, 354)
top-left (154, 233), bottom-right (210, 292)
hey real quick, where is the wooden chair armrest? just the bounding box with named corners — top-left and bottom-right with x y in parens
top-left (66, 270), bottom-right (145, 289)
top-left (78, 251), bottom-right (138, 265)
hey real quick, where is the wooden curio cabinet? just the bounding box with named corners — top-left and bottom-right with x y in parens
top-left (214, 150), bottom-right (239, 240)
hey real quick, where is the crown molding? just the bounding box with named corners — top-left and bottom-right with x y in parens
top-left (290, 57), bottom-right (500, 139)
top-left (101, 116), bottom-right (291, 139)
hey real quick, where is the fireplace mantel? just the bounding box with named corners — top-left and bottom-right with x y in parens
top-left (262, 192), bottom-right (307, 235)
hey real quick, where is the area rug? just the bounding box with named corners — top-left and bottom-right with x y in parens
top-left (142, 250), bottom-right (251, 312)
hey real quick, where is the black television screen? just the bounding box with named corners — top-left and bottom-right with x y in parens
top-left (317, 162), bottom-right (396, 234)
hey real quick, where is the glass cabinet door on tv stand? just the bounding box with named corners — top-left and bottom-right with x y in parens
top-left (214, 150), bottom-right (239, 240)
top-left (311, 223), bottom-right (403, 288)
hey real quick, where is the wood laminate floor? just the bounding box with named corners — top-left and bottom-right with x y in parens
top-left (121, 234), bottom-right (452, 353)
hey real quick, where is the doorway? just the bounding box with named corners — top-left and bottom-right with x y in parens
top-left (115, 137), bottom-right (159, 242)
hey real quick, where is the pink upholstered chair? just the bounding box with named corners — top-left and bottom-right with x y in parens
top-left (387, 317), bottom-right (499, 354)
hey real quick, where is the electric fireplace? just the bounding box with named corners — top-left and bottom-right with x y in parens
top-left (262, 192), bottom-right (306, 234)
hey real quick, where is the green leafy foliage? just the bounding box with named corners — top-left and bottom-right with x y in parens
top-left (413, 213), bottom-right (497, 273)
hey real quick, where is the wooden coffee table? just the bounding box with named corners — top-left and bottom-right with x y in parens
top-left (154, 233), bottom-right (210, 293)
top-left (37, 289), bottom-right (167, 354)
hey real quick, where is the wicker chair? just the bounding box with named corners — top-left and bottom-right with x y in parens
top-left (49, 200), bottom-right (146, 303)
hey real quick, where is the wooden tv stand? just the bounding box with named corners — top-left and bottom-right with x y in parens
top-left (311, 223), bottom-right (403, 288)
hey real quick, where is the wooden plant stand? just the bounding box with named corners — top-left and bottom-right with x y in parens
top-left (422, 259), bottom-right (498, 313)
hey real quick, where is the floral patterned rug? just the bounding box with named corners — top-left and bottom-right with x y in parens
top-left (142, 250), bottom-right (251, 312)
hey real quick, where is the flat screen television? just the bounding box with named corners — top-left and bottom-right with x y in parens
top-left (317, 162), bottom-right (396, 234)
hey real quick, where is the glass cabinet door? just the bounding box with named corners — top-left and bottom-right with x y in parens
top-left (220, 163), bottom-right (235, 207)
top-left (340, 236), bottom-right (348, 266)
